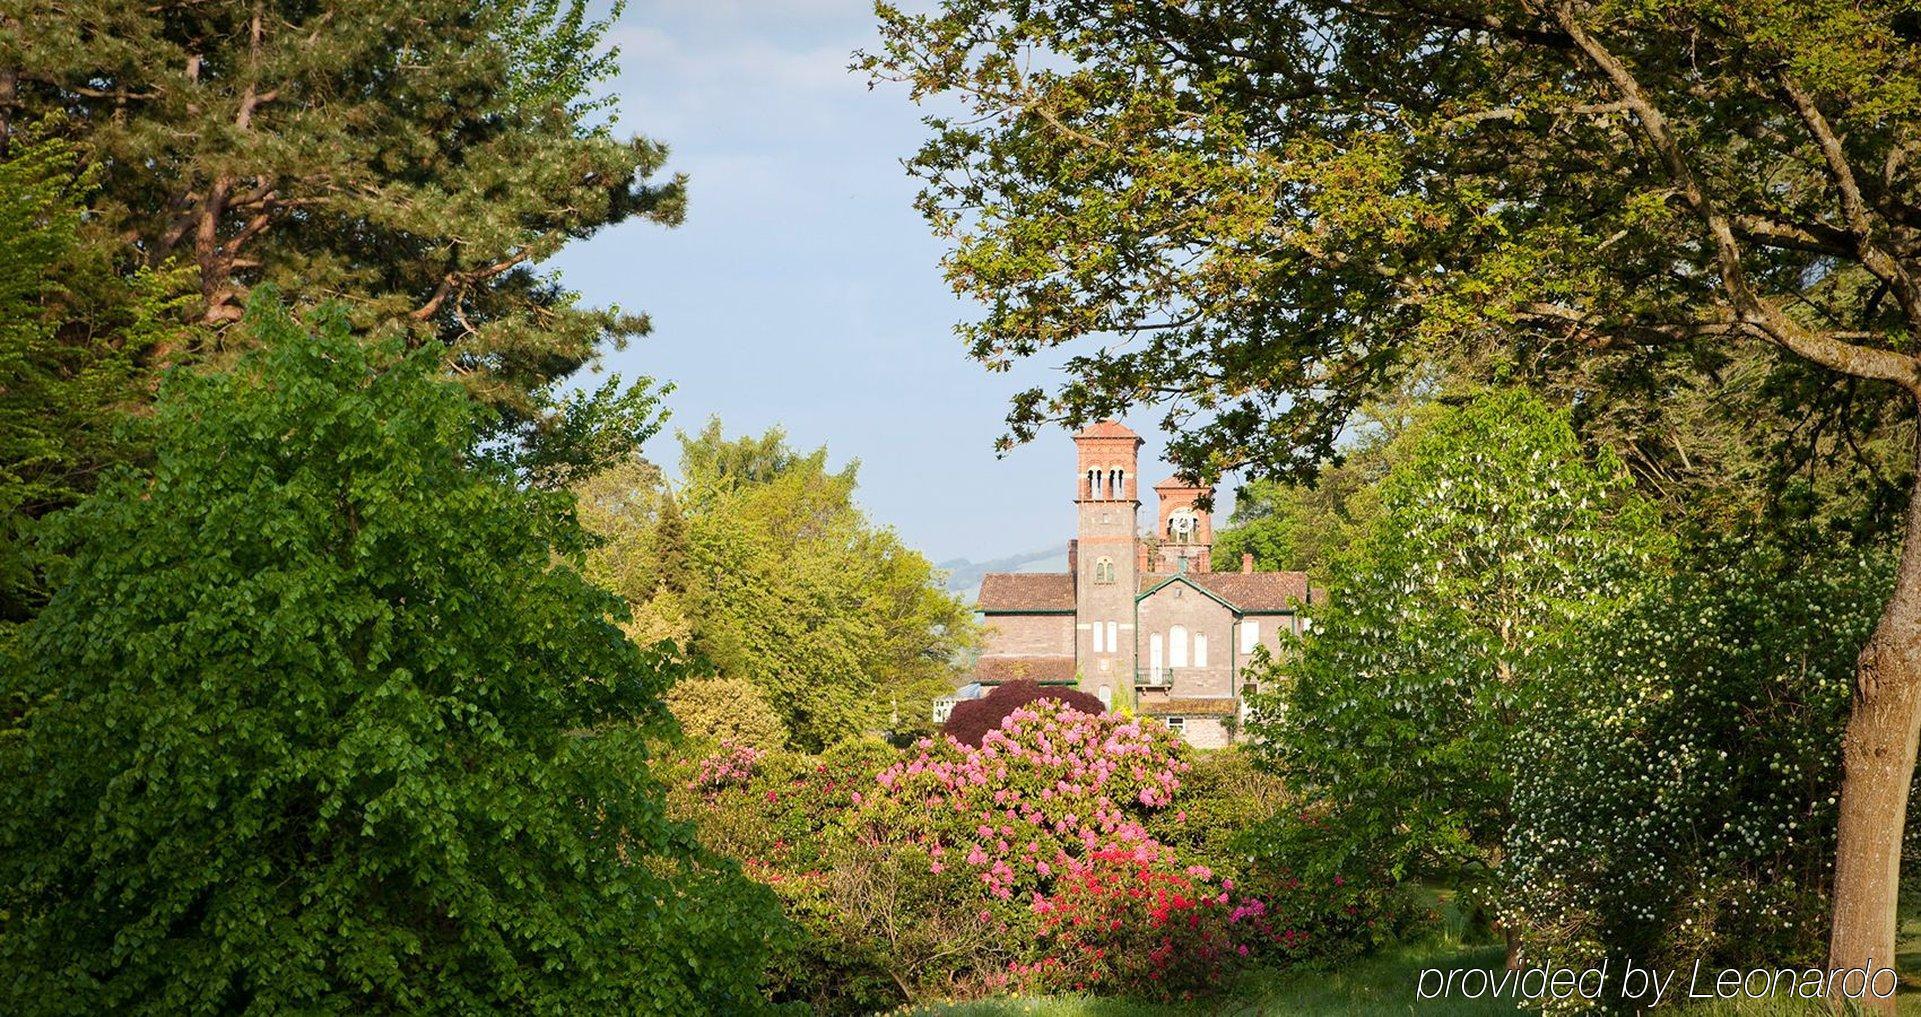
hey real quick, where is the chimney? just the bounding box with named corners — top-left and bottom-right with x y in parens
top-left (1068, 539), bottom-right (1079, 575)
top-left (1137, 540), bottom-right (1151, 576)
top-left (1242, 552), bottom-right (1254, 574)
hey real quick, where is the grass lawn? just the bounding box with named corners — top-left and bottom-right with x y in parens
top-left (904, 885), bottom-right (1921, 1016)
top-left (904, 937), bottom-right (1921, 1015)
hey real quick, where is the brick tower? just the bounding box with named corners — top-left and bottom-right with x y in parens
top-left (1073, 421), bottom-right (1141, 700)
top-left (1153, 476), bottom-right (1214, 574)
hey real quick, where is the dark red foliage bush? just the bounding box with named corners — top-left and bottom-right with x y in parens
top-left (941, 679), bottom-right (1104, 746)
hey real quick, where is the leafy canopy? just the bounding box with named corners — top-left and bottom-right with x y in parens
top-left (0, 299), bottom-right (781, 1014)
top-left (577, 420), bottom-right (979, 750)
top-left (865, 0), bottom-right (1921, 490)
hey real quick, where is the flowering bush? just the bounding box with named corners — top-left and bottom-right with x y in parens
top-left (852, 699), bottom-right (1190, 911)
top-left (1505, 540), bottom-right (1892, 1004)
top-left (672, 697), bottom-right (1383, 1009)
top-left (1022, 848), bottom-right (1291, 999)
top-left (688, 740), bottom-right (763, 793)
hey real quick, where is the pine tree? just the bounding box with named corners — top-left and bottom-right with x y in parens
top-left (0, 0), bottom-right (682, 416)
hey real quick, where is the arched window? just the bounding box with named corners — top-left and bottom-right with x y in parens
top-left (1098, 684), bottom-right (1113, 709)
top-left (1169, 625), bottom-right (1189, 668)
top-left (1109, 467), bottom-right (1125, 500)
top-left (1086, 467), bottom-right (1103, 500)
top-left (1149, 633), bottom-right (1164, 682)
top-left (1167, 509), bottom-right (1198, 544)
top-left (1093, 557), bottom-right (1115, 584)
top-left (1193, 633), bottom-right (1208, 668)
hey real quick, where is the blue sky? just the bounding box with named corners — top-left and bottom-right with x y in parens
top-left (550, 0), bottom-right (1218, 563)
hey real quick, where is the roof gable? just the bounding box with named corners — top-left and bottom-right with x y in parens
top-left (1136, 570), bottom-right (1311, 613)
top-left (1136, 573), bottom-right (1240, 612)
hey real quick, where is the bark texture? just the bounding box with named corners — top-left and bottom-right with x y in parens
top-left (1829, 417), bottom-right (1921, 1014)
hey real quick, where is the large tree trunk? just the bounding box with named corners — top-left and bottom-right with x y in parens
top-left (1829, 418), bottom-right (1921, 1014)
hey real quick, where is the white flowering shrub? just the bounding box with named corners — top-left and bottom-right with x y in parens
top-left (1505, 539), bottom-right (1892, 1001)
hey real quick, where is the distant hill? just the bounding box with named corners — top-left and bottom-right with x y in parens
top-left (936, 546), bottom-right (1069, 606)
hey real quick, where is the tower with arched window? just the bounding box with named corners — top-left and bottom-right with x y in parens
top-left (1073, 421), bottom-right (1141, 688)
top-left (968, 420), bottom-right (1317, 749)
top-left (1153, 476), bottom-right (1215, 574)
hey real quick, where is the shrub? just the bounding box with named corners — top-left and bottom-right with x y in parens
top-left (668, 675), bottom-right (789, 751)
top-left (942, 679), bottom-right (1105, 747)
top-left (1025, 848), bottom-right (1287, 1000)
top-left (1147, 746), bottom-right (1289, 884)
top-left (1506, 539), bottom-right (1891, 1001)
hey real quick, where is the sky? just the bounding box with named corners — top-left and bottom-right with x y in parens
top-left (549, 0), bottom-right (1220, 564)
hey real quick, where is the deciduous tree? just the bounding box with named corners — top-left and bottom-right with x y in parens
top-left (867, 1), bottom-right (1921, 984)
top-left (0, 300), bottom-right (780, 1013)
top-left (1250, 389), bottom-right (1664, 964)
top-left (577, 421), bottom-right (978, 750)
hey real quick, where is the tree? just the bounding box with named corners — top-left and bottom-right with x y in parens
top-left (666, 676), bottom-right (789, 753)
top-left (867, 1), bottom-right (1921, 984)
top-left (0, 300), bottom-right (782, 1013)
top-left (1508, 538), bottom-right (1893, 999)
top-left (1249, 389), bottom-right (1665, 964)
top-left (0, 130), bottom-right (190, 625)
top-left (576, 421), bottom-right (979, 750)
top-left (1, 0), bottom-right (680, 424)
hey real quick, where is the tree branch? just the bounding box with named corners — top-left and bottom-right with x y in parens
top-left (1553, 4), bottom-right (1921, 392)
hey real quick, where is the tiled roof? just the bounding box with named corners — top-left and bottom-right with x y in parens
top-left (973, 656), bottom-right (1078, 683)
top-left (978, 572), bottom-right (1075, 612)
top-left (1139, 571), bottom-right (1310, 612)
top-left (1136, 697), bottom-right (1239, 717)
top-left (1073, 420), bottom-right (1140, 440)
top-left (1153, 475), bottom-right (1209, 490)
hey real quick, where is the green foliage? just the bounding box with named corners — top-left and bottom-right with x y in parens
top-left (7, 0), bottom-right (679, 453)
top-left (1507, 539), bottom-right (1894, 992)
top-left (577, 420), bottom-right (978, 750)
top-left (1251, 390), bottom-right (1667, 896)
top-left (666, 676), bottom-right (790, 753)
top-left (861, 0), bottom-right (1921, 528)
top-left (0, 300), bottom-right (782, 1014)
top-left (0, 131), bottom-right (190, 624)
top-left (1211, 392), bottom-right (1439, 581)
top-left (1144, 747), bottom-right (1289, 885)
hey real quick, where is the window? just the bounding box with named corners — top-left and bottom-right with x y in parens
top-left (1086, 467), bottom-right (1104, 499)
top-left (1165, 716), bottom-right (1186, 734)
top-left (1169, 625), bottom-right (1189, 668)
top-left (1098, 684), bottom-right (1113, 709)
top-left (1093, 557), bottom-right (1116, 584)
top-left (1091, 622), bottom-right (1105, 653)
top-left (1106, 621), bottom-right (1119, 653)
top-left (1240, 620), bottom-right (1260, 653)
top-left (1193, 633), bottom-right (1208, 668)
top-left (1149, 633), bottom-right (1164, 682)
top-left (1112, 468), bottom-right (1126, 499)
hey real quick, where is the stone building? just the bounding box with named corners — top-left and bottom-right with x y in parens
top-left (967, 422), bottom-right (1315, 748)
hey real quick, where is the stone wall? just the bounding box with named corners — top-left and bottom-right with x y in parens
top-left (1136, 580), bottom-right (1236, 698)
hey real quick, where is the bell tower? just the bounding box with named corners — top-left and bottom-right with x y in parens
top-left (1153, 476), bottom-right (1215, 574)
top-left (1073, 422), bottom-right (1141, 698)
